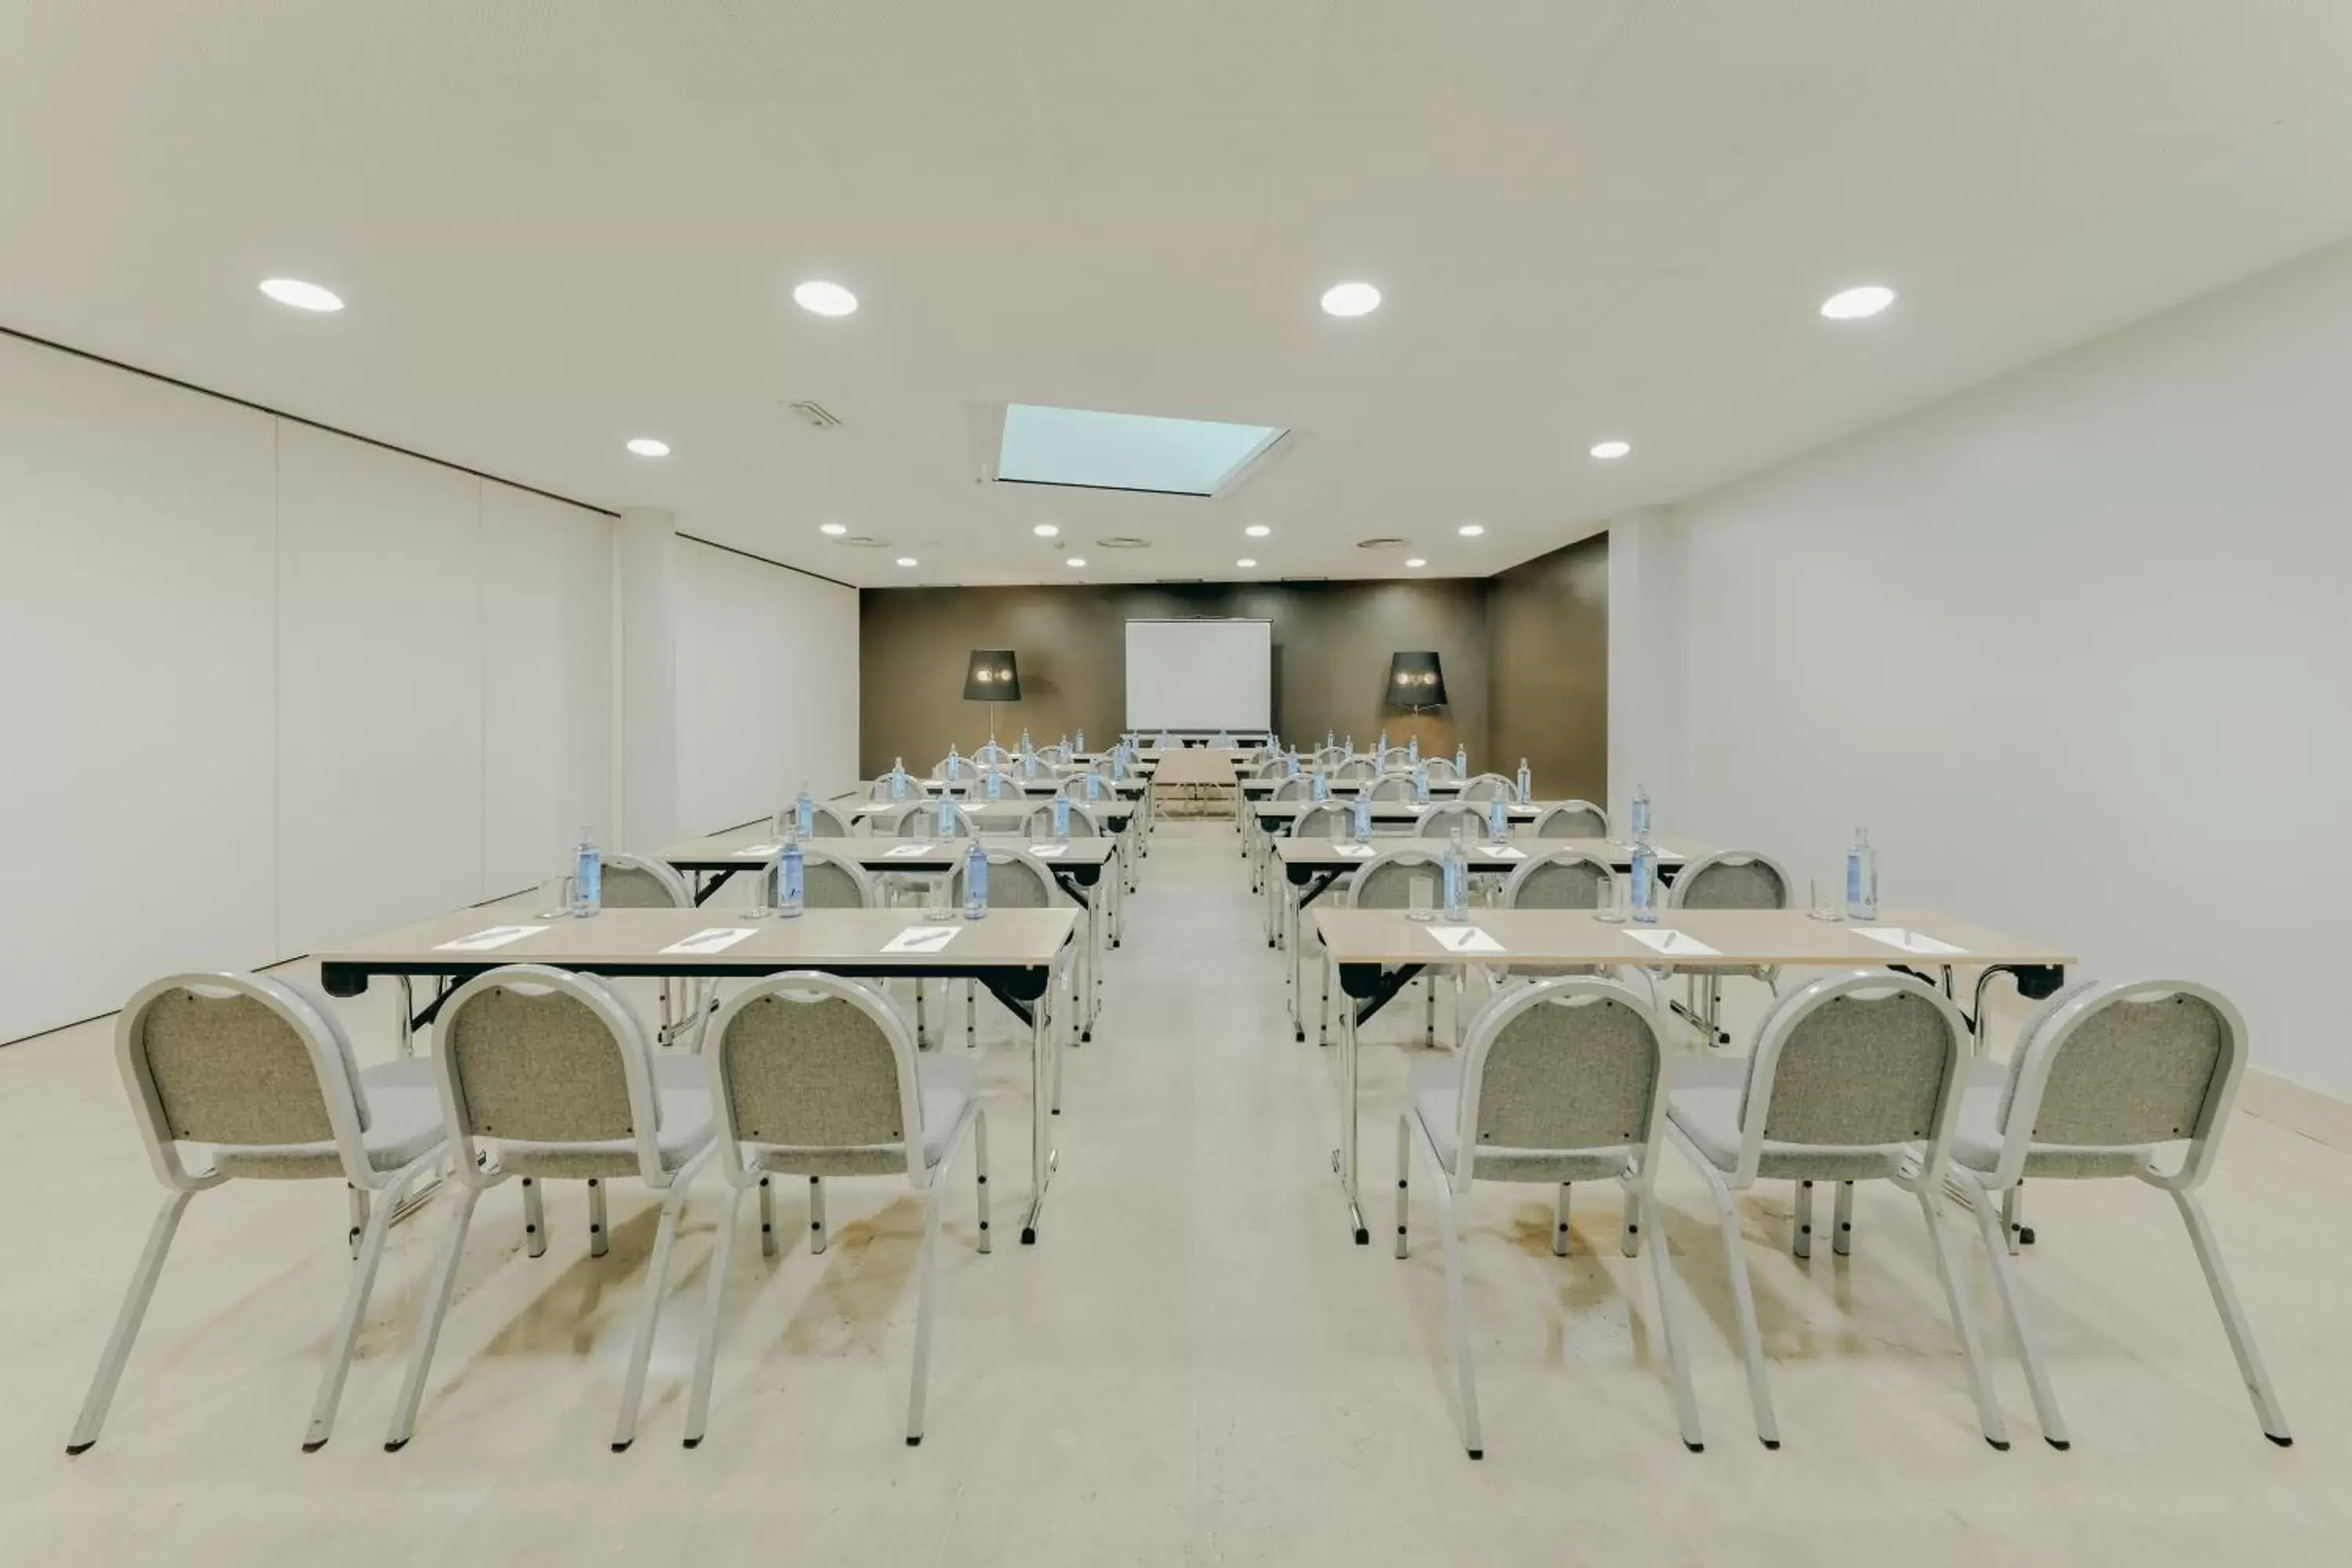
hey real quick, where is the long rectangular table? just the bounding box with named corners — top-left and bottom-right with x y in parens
top-left (1307, 905), bottom-right (2074, 1244)
top-left (316, 906), bottom-right (1081, 1244)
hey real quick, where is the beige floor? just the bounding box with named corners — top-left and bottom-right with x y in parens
top-left (4, 819), bottom-right (2345, 1564)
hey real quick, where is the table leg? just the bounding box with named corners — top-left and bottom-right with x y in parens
top-left (1332, 1004), bottom-right (1369, 1244)
top-left (1022, 987), bottom-right (1057, 1245)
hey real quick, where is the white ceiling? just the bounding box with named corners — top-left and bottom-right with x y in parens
top-left (6, 2), bottom-right (2352, 586)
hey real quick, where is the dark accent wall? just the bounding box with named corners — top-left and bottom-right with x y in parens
top-left (858, 535), bottom-right (1607, 795)
top-left (1487, 534), bottom-right (1609, 803)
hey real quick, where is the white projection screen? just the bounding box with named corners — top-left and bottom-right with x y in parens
top-left (1124, 618), bottom-right (1272, 732)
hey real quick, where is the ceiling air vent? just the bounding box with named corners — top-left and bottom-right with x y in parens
top-left (1094, 536), bottom-right (1152, 550)
top-left (1356, 536), bottom-right (1408, 550)
top-left (836, 535), bottom-right (889, 549)
top-left (787, 401), bottom-right (843, 429)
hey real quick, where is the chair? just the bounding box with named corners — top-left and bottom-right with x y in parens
top-left (683, 974), bottom-right (989, 1447)
top-left (930, 753), bottom-right (982, 784)
top-left (951, 850), bottom-right (1070, 1055)
top-left (1312, 745), bottom-right (1350, 770)
top-left (1457, 773), bottom-right (1518, 804)
top-left (1366, 773), bottom-right (1417, 803)
top-left (1020, 800), bottom-right (1103, 839)
top-left (768, 844), bottom-right (877, 910)
top-left (1033, 743), bottom-right (1069, 767)
top-left (885, 800), bottom-right (956, 837)
top-left (68, 974), bottom-right (447, 1455)
top-left (1414, 801), bottom-right (1486, 840)
top-left (1375, 746), bottom-right (1412, 771)
top-left (1270, 777), bottom-right (1312, 802)
top-left (1664, 970), bottom-right (2009, 1450)
top-left (383, 967), bottom-right (716, 1452)
top-left (596, 852), bottom-right (714, 1052)
top-left (870, 775), bottom-right (924, 803)
top-left (1331, 757), bottom-right (1377, 783)
top-left (804, 800), bottom-right (855, 838)
top-left (1947, 979), bottom-right (2290, 1449)
top-left (1668, 849), bottom-right (1795, 1045)
top-left (1497, 850), bottom-right (1617, 980)
top-left (1532, 800), bottom-right (1609, 838)
top-left (1396, 975), bottom-right (1702, 1457)
top-left (1291, 802), bottom-right (1352, 839)
top-left (1423, 757), bottom-right (1461, 785)
top-left (972, 742), bottom-right (1009, 765)
top-left (1346, 848), bottom-right (1454, 1046)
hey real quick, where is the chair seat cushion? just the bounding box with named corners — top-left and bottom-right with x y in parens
top-left (1408, 1058), bottom-right (1635, 1185)
top-left (751, 1054), bottom-right (976, 1179)
top-left (1667, 1086), bottom-right (1907, 1181)
top-left (210, 1058), bottom-right (446, 1181)
top-left (492, 1080), bottom-right (715, 1181)
top-left (1949, 1087), bottom-right (2158, 1180)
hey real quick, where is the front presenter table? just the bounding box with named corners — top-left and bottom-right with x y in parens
top-left (317, 906), bottom-right (1081, 1245)
top-left (1308, 906), bottom-right (2073, 1245)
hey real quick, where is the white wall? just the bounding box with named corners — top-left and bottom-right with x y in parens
top-left (1657, 238), bottom-right (2352, 1098)
top-left (0, 333), bottom-right (615, 1041)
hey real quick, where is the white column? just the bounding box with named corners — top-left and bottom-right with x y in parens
top-left (615, 507), bottom-right (681, 853)
top-left (1606, 506), bottom-right (1684, 832)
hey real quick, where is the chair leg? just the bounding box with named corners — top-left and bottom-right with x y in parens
top-left (1833, 1181), bottom-right (1854, 1257)
top-left (1962, 1174), bottom-right (2069, 1448)
top-left (1424, 978), bottom-right (1436, 1047)
top-left (916, 982), bottom-right (928, 1049)
top-left (347, 1183), bottom-right (367, 1260)
top-left (1914, 1187), bottom-right (2013, 1450)
top-left (1621, 1186), bottom-right (1642, 1258)
top-left (385, 1182), bottom-right (485, 1451)
top-left (303, 1165), bottom-right (415, 1451)
top-left (1685, 1146), bottom-right (1779, 1448)
top-left (758, 1175), bottom-right (777, 1259)
top-left (906, 1179), bottom-right (946, 1446)
top-left (1432, 1170), bottom-right (1483, 1459)
top-left (2172, 1188), bottom-right (2292, 1445)
top-left (67, 1189), bottom-right (197, 1454)
top-left (521, 1176), bottom-right (546, 1259)
top-left (683, 1186), bottom-right (744, 1448)
top-left (587, 1178), bottom-right (608, 1258)
top-left (612, 1177), bottom-right (698, 1452)
top-left (1793, 1180), bottom-right (1814, 1259)
top-left (966, 979), bottom-right (977, 1050)
top-left (2001, 1184), bottom-right (2024, 1254)
top-left (1641, 1189), bottom-right (1704, 1452)
top-left (975, 1109), bottom-right (993, 1254)
top-left (809, 1178), bottom-right (828, 1254)
top-left (1393, 1115), bottom-right (1411, 1259)
top-left (1552, 1182), bottom-right (1571, 1257)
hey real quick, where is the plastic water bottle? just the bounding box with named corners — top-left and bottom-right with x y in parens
top-left (1023, 749), bottom-right (1038, 781)
top-left (1075, 727), bottom-right (1086, 754)
top-left (1377, 728), bottom-right (1390, 754)
top-left (938, 793), bottom-right (959, 837)
top-left (964, 841), bottom-right (989, 920)
top-left (1631, 831), bottom-right (1659, 925)
top-left (1343, 733), bottom-right (1355, 756)
top-left (1325, 728), bottom-right (1335, 752)
top-left (946, 742), bottom-right (962, 782)
top-left (1406, 735), bottom-right (1420, 765)
top-left (1413, 763), bottom-right (1429, 804)
top-left (1515, 757), bottom-right (1531, 803)
top-left (1352, 793), bottom-right (1371, 845)
top-left (1312, 772), bottom-right (1328, 803)
top-left (1846, 828), bottom-right (1878, 920)
top-left (1085, 771), bottom-right (1102, 803)
top-left (1487, 795), bottom-right (1508, 842)
top-left (1631, 781), bottom-right (1652, 839)
top-left (794, 780), bottom-right (814, 838)
top-left (1020, 727), bottom-right (1032, 756)
top-left (1454, 742), bottom-right (1468, 777)
top-left (1443, 827), bottom-right (1469, 923)
top-left (985, 767), bottom-right (1004, 800)
top-left (572, 826), bottom-right (601, 917)
top-left (891, 757), bottom-right (909, 800)
top-left (775, 836), bottom-right (804, 919)
top-left (1059, 733), bottom-right (1071, 757)
top-left (1052, 795), bottom-right (1070, 840)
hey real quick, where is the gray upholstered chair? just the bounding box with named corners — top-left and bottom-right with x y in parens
top-left (384, 967), bottom-right (715, 1453)
top-left (682, 974), bottom-right (988, 1447)
top-left (1312, 745), bottom-right (1350, 770)
top-left (68, 974), bottom-right (447, 1455)
top-left (1020, 800), bottom-right (1103, 839)
top-left (803, 800), bottom-right (855, 837)
top-left (1291, 801), bottom-right (1353, 839)
top-left (1347, 848), bottom-right (1453, 1046)
top-left (1666, 848), bottom-right (1795, 1045)
top-left (1664, 970), bottom-right (2008, 1450)
top-left (601, 852), bottom-right (717, 1052)
top-left (1532, 800), bottom-right (1609, 839)
top-left (1270, 776), bottom-right (1311, 802)
top-left (764, 844), bottom-right (877, 911)
top-left (1396, 974), bottom-right (1701, 1457)
top-left (1367, 773), bottom-right (1417, 803)
top-left (1414, 801), bottom-right (1486, 840)
top-left (1375, 746), bottom-right (1412, 771)
top-left (870, 775), bottom-right (924, 803)
top-left (1422, 756), bottom-right (1461, 785)
top-left (930, 752), bottom-right (980, 785)
top-left (1497, 849), bottom-right (1617, 980)
top-left (1332, 757), bottom-right (1377, 783)
top-left (1947, 979), bottom-right (2290, 1450)
top-left (972, 741), bottom-right (1009, 766)
top-left (1033, 743), bottom-right (1070, 767)
top-left (950, 849), bottom-right (1069, 1058)
top-left (1456, 773), bottom-right (1518, 804)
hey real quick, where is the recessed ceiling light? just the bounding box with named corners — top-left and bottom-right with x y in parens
top-left (1590, 440), bottom-right (1632, 460)
top-left (1032, 523), bottom-right (1060, 538)
top-left (818, 522), bottom-right (848, 536)
top-left (1066, 557), bottom-right (1087, 568)
top-left (1236, 557), bottom-right (1258, 568)
top-left (259, 278), bottom-right (343, 313)
top-left (1244, 524), bottom-right (1271, 538)
top-left (1320, 281), bottom-right (1381, 318)
top-left (625, 437), bottom-right (670, 458)
top-left (1405, 557), bottom-right (1428, 568)
top-left (793, 280), bottom-right (858, 317)
top-left (1457, 524), bottom-right (1485, 537)
top-left (895, 557), bottom-right (917, 568)
top-left (1820, 285), bottom-right (1896, 321)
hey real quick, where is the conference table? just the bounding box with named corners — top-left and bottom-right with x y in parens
top-left (1246, 798), bottom-right (1569, 943)
top-left (315, 906), bottom-right (1082, 1245)
top-left (851, 797), bottom-right (1141, 942)
top-left (658, 827), bottom-right (1117, 1040)
top-left (1307, 905), bottom-right (2074, 1244)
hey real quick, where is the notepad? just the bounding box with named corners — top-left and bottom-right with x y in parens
top-left (1426, 925), bottom-right (1504, 954)
top-left (435, 924), bottom-right (546, 953)
top-left (1475, 845), bottom-right (1526, 860)
top-left (732, 843), bottom-right (782, 858)
top-left (1852, 927), bottom-right (1970, 956)
top-left (1334, 844), bottom-right (1377, 858)
top-left (1621, 927), bottom-right (1722, 959)
top-left (1027, 844), bottom-right (1069, 858)
top-left (884, 842), bottom-right (937, 858)
top-left (884, 925), bottom-right (960, 955)
top-left (660, 927), bottom-right (756, 956)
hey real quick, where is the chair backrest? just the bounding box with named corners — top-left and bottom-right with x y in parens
top-left (1021, 800), bottom-right (1103, 839)
top-left (1033, 744), bottom-right (1069, 766)
top-left (1446, 975), bottom-right (1672, 1194)
top-left (1668, 849), bottom-right (1793, 910)
top-left (1456, 773), bottom-right (1517, 804)
top-left (1291, 803), bottom-right (1352, 839)
top-left (1332, 757), bottom-right (1377, 782)
top-left (1058, 774), bottom-right (1112, 801)
top-left (954, 848), bottom-right (1058, 909)
top-left (1423, 757), bottom-right (1460, 784)
top-left (1983, 979), bottom-right (2247, 1190)
top-left (804, 800), bottom-right (855, 838)
top-left (869, 775), bottom-right (919, 802)
top-left (884, 800), bottom-right (950, 837)
top-left (602, 851), bottom-right (693, 909)
top-left (1501, 848), bottom-right (1614, 910)
top-left (1532, 800), bottom-right (1608, 839)
top-left (1732, 971), bottom-right (1969, 1185)
top-left (1271, 777), bottom-right (1311, 802)
top-left (1312, 746), bottom-right (1349, 769)
top-left (114, 972), bottom-right (371, 1187)
top-left (1367, 774), bottom-right (1416, 802)
top-left (772, 844), bottom-right (877, 909)
top-left (1346, 847), bottom-right (1443, 909)
top-left (434, 966), bottom-right (669, 1182)
top-left (973, 742), bottom-right (1009, 765)
top-left (1414, 801), bottom-right (1484, 839)
top-left (1375, 746), bottom-right (1410, 771)
top-left (706, 974), bottom-right (930, 1183)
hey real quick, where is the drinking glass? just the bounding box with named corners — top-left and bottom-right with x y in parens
top-left (924, 877), bottom-right (956, 921)
top-left (1593, 875), bottom-right (1627, 924)
top-left (1407, 874), bottom-right (1436, 923)
top-left (534, 875), bottom-right (575, 920)
top-left (1809, 877), bottom-right (1842, 922)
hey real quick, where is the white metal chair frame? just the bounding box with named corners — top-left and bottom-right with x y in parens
top-left (70, 973), bottom-right (448, 1455)
top-left (1664, 847), bottom-right (1796, 1047)
top-left (603, 851), bottom-right (720, 1052)
top-left (1947, 978), bottom-right (2290, 1450)
top-left (1530, 800), bottom-right (1610, 838)
top-left (1345, 848), bottom-right (1457, 1047)
top-left (1395, 975), bottom-right (1703, 1457)
top-left (683, 973), bottom-right (988, 1447)
top-left (1365, 773), bottom-right (1417, 804)
top-left (1455, 773), bottom-right (1518, 804)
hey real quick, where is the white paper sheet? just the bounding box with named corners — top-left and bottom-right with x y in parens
top-left (1475, 845), bottom-right (1526, 860)
top-left (1426, 925), bottom-right (1505, 954)
top-left (1027, 844), bottom-right (1069, 858)
top-left (732, 843), bottom-right (782, 858)
top-left (1851, 927), bottom-right (1971, 956)
top-left (660, 927), bottom-right (757, 956)
top-left (885, 842), bottom-right (937, 858)
top-left (435, 924), bottom-right (546, 953)
top-left (1621, 927), bottom-right (1722, 958)
top-left (883, 925), bottom-right (960, 954)
top-left (1334, 844), bottom-right (1377, 858)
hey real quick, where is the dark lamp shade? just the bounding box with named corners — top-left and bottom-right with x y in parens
top-left (963, 648), bottom-right (1021, 702)
top-left (1385, 651), bottom-right (1447, 710)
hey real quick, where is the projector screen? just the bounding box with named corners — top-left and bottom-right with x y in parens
top-left (1124, 619), bottom-right (1272, 732)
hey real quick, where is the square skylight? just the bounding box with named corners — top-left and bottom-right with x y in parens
top-left (996, 404), bottom-right (1286, 498)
